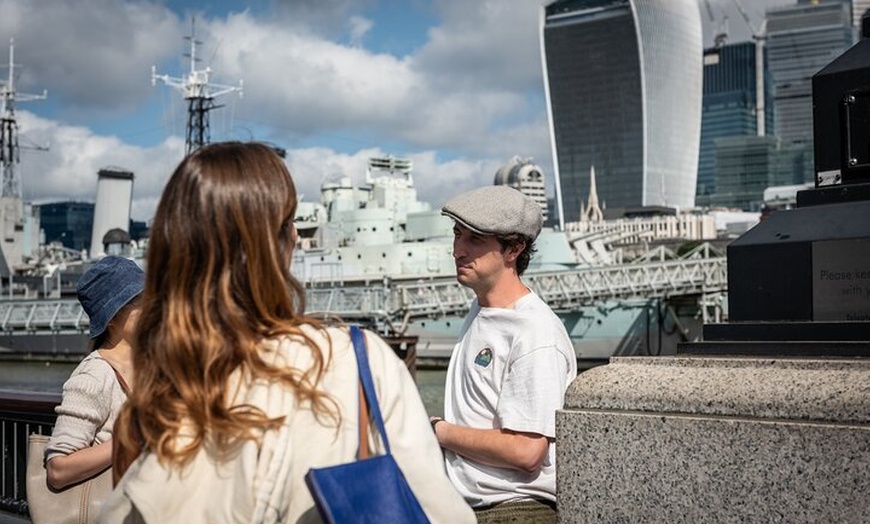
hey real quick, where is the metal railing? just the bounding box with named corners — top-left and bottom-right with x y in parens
top-left (0, 301), bottom-right (88, 335)
top-left (306, 249), bottom-right (728, 329)
top-left (0, 390), bottom-right (60, 518)
top-left (0, 244), bottom-right (727, 339)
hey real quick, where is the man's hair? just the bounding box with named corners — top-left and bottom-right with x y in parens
top-left (496, 233), bottom-right (536, 275)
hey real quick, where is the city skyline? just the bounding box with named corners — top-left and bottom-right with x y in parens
top-left (698, 0), bottom-right (860, 211)
top-left (0, 0), bottom-right (799, 224)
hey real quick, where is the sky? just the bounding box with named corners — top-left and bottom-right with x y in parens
top-left (0, 0), bottom-right (793, 224)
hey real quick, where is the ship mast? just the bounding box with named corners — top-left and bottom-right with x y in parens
top-left (151, 18), bottom-right (243, 154)
top-left (0, 38), bottom-right (47, 199)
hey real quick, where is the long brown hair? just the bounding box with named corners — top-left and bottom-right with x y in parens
top-left (113, 142), bottom-right (335, 472)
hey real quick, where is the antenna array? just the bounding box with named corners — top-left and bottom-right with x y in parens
top-left (151, 19), bottom-right (243, 155)
top-left (0, 38), bottom-right (47, 199)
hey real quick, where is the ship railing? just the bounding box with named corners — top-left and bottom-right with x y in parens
top-left (394, 255), bottom-right (727, 318)
top-left (394, 280), bottom-right (474, 318)
top-left (525, 258), bottom-right (727, 311)
top-left (0, 300), bottom-right (88, 334)
top-left (305, 286), bottom-right (396, 320)
top-left (0, 252), bottom-right (727, 337)
top-left (0, 389), bottom-right (60, 518)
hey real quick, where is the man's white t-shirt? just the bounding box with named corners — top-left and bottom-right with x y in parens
top-left (443, 291), bottom-right (578, 508)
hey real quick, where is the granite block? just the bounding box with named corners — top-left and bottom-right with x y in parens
top-left (556, 357), bottom-right (870, 523)
top-left (565, 356), bottom-right (870, 422)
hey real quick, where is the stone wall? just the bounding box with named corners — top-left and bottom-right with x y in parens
top-left (556, 356), bottom-right (870, 523)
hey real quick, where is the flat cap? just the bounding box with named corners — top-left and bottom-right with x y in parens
top-left (442, 185), bottom-right (543, 239)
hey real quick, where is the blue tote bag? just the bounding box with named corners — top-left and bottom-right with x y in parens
top-left (304, 325), bottom-right (430, 524)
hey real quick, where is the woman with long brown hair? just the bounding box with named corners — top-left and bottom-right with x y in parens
top-left (99, 142), bottom-right (473, 523)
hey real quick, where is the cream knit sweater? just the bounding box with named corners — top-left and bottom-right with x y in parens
top-left (45, 351), bottom-right (127, 462)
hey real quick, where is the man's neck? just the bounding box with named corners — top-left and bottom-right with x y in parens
top-left (476, 276), bottom-right (530, 309)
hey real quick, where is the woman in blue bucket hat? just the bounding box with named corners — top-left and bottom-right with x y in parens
top-left (43, 256), bottom-right (144, 490)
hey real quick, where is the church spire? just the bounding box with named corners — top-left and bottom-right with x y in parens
top-left (581, 165), bottom-right (603, 222)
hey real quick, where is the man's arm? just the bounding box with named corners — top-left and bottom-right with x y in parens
top-left (431, 418), bottom-right (549, 475)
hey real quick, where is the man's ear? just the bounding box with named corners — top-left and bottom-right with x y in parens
top-left (504, 241), bottom-right (525, 263)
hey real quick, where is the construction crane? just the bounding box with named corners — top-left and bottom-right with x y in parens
top-left (152, 19), bottom-right (243, 155)
top-left (703, 0), bottom-right (730, 48)
top-left (732, 0), bottom-right (767, 137)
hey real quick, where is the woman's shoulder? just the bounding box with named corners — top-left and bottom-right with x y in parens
top-left (270, 323), bottom-right (382, 346)
top-left (57, 352), bottom-right (118, 413)
top-left (268, 324), bottom-right (344, 352)
top-left (269, 324), bottom-right (396, 366)
top-left (67, 350), bottom-right (115, 381)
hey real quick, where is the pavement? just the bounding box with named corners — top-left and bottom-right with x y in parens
top-left (0, 512), bottom-right (29, 524)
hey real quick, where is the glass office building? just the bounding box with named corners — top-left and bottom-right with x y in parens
top-left (709, 135), bottom-right (806, 211)
top-left (767, 0), bottom-right (855, 183)
top-left (541, 0), bottom-right (702, 226)
top-left (38, 201), bottom-right (95, 252)
top-left (698, 42), bottom-right (774, 204)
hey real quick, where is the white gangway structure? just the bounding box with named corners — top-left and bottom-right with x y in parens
top-left (0, 243), bottom-right (726, 338)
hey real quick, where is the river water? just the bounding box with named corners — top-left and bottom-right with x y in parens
top-left (0, 358), bottom-right (449, 417)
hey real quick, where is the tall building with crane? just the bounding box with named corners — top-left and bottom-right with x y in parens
top-left (697, 0), bottom-right (775, 210)
top-left (698, 0), bottom-right (861, 210)
top-left (698, 41), bottom-right (773, 204)
top-left (767, 0), bottom-right (854, 183)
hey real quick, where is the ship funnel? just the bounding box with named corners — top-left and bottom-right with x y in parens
top-left (89, 167), bottom-right (134, 259)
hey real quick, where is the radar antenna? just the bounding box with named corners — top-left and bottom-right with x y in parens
top-left (0, 38), bottom-right (48, 199)
top-left (151, 18), bottom-right (243, 154)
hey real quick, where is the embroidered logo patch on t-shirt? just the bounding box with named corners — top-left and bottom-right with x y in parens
top-left (474, 348), bottom-right (493, 367)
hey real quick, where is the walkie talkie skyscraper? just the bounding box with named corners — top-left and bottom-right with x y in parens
top-left (541, 0), bottom-right (702, 228)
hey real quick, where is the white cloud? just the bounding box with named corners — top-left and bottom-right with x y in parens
top-left (414, 0), bottom-right (547, 92)
top-left (15, 112), bottom-right (182, 222)
top-left (206, 6), bottom-right (548, 156)
top-left (2, 0), bottom-right (561, 224)
top-left (0, 0), bottom-right (181, 112)
top-left (348, 16), bottom-right (374, 47)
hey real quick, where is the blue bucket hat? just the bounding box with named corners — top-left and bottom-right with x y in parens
top-left (76, 256), bottom-right (145, 339)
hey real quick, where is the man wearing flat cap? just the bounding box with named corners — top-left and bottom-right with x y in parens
top-left (430, 185), bottom-right (577, 523)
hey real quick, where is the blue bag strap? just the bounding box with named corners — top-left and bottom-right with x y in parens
top-left (350, 324), bottom-right (391, 455)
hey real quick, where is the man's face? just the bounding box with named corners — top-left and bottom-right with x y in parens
top-left (452, 224), bottom-right (508, 292)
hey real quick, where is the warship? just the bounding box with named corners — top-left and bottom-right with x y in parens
top-left (286, 154), bottom-right (727, 365)
top-left (0, 33), bottom-right (728, 367)
top-left (0, 147), bottom-right (728, 367)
